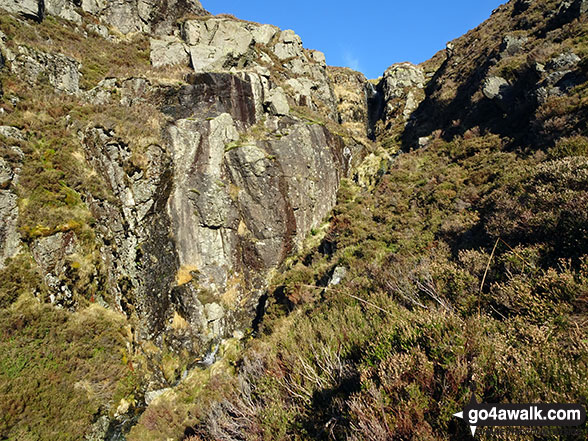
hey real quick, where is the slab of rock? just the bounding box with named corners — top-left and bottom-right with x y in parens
top-left (150, 37), bottom-right (190, 68)
top-left (45, 0), bottom-right (82, 23)
top-left (483, 76), bottom-right (510, 100)
top-left (11, 46), bottom-right (80, 95)
top-left (265, 87), bottom-right (289, 116)
top-left (251, 24), bottom-right (278, 45)
top-left (546, 52), bottom-right (581, 71)
top-left (501, 35), bottom-right (528, 57)
top-left (0, 190), bottom-right (20, 269)
top-left (0, 125), bottom-right (25, 140)
top-left (188, 44), bottom-right (229, 72)
top-left (273, 29), bottom-right (304, 60)
top-left (183, 18), bottom-right (254, 56)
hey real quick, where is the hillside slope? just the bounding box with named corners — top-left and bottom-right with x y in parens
top-left (0, 0), bottom-right (587, 440)
top-left (150, 1), bottom-right (588, 440)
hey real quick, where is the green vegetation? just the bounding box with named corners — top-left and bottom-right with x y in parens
top-left (0, 13), bottom-right (150, 89)
top-left (1, 0), bottom-right (588, 440)
top-left (0, 298), bottom-right (138, 441)
top-left (175, 130), bottom-right (588, 440)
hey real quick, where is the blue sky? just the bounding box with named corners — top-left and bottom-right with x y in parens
top-left (205, 0), bottom-right (505, 79)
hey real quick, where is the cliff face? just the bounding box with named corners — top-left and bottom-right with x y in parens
top-left (2, 0), bottom-right (586, 440)
top-left (0, 0), bottom-right (364, 405)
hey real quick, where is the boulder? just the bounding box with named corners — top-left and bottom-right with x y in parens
top-left (45, 0), bottom-right (82, 23)
top-left (329, 266), bottom-right (347, 286)
top-left (376, 62), bottom-right (426, 129)
top-left (501, 35), bottom-right (528, 57)
top-left (251, 24), bottom-right (278, 45)
top-left (310, 50), bottom-right (326, 66)
top-left (286, 77), bottom-right (314, 107)
top-left (383, 62), bottom-right (425, 93)
top-left (189, 45), bottom-right (228, 72)
top-left (546, 52), bottom-right (581, 71)
top-left (273, 30), bottom-right (304, 60)
top-left (183, 18), bottom-right (254, 56)
top-left (0, 125), bottom-right (24, 140)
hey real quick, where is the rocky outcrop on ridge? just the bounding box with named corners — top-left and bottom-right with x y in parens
top-left (2, 0), bottom-right (209, 33)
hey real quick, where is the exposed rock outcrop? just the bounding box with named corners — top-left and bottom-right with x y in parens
top-left (0, 0), bottom-right (44, 21)
top-left (0, 0), bottom-right (209, 34)
top-left (10, 46), bottom-right (80, 95)
top-left (0, 127), bottom-right (23, 269)
top-left (81, 126), bottom-right (176, 339)
top-left (0, 0), bottom-right (362, 400)
top-left (367, 62), bottom-right (426, 140)
top-left (328, 66), bottom-right (370, 138)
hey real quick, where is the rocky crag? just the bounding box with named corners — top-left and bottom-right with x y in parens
top-left (1, 0), bottom-right (587, 440)
top-left (0, 1), bottom-right (375, 436)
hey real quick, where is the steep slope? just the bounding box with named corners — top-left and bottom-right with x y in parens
top-left (1, 0), bottom-right (587, 440)
top-left (0, 1), bottom-right (372, 439)
top-left (129, 1), bottom-right (587, 440)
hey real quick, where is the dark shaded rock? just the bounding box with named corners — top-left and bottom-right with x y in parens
top-left (552, 0), bottom-right (588, 27)
top-left (513, 0), bottom-right (533, 15)
top-left (160, 73), bottom-right (259, 127)
top-left (82, 128), bottom-right (176, 339)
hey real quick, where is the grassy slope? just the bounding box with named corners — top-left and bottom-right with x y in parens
top-left (0, 13), bottom-right (161, 440)
top-left (1, 0), bottom-right (587, 440)
top-left (155, 1), bottom-right (588, 440)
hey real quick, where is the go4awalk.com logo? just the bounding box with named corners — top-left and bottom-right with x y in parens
top-left (453, 390), bottom-right (586, 437)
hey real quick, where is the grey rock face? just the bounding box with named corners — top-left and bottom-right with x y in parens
top-left (329, 266), bottom-right (347, 286)
top-left (82, 127), bottom-right (177, 339)
top-left (382, 63), bottom-right (425, 97)
top-left (45, 0), bottom-right (82, 23)
top-left (535, 51), bottom-right (583, 103)
top-left (0, 0), bottom-right (44, 21)
top-left (150, 37), bottom-right (190, 68)
top-left (371, 62), bottom-right (426, 137)
top-left (0, 191), bottom-right (20, 269)
top-left (265, 87), bottom-right (290, 115)
top-left (0, 0), bottom-right (208, 34)
top-left (0, 0), bottom-right (361, 356)
top-left (328, 67), bottom-right (370, 138)
top-left (11, 46), bottom-right (80, 95)
top-left (0, 132), bottom-right (23, 269)
top-left (31, 231), bottom-right (80, 308)
top-left (82, 0), bottom-right (208, 35)
top-left (181, 18), bottom-right (277, 72)
top-left (79, 70), bottom-right (351, 351)
top-left (166, 111), bottom-right (346, 343)
top-left (547, 52), bottom-right (581, 71)
top-left (273, 29), bottom-right (304, 60)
